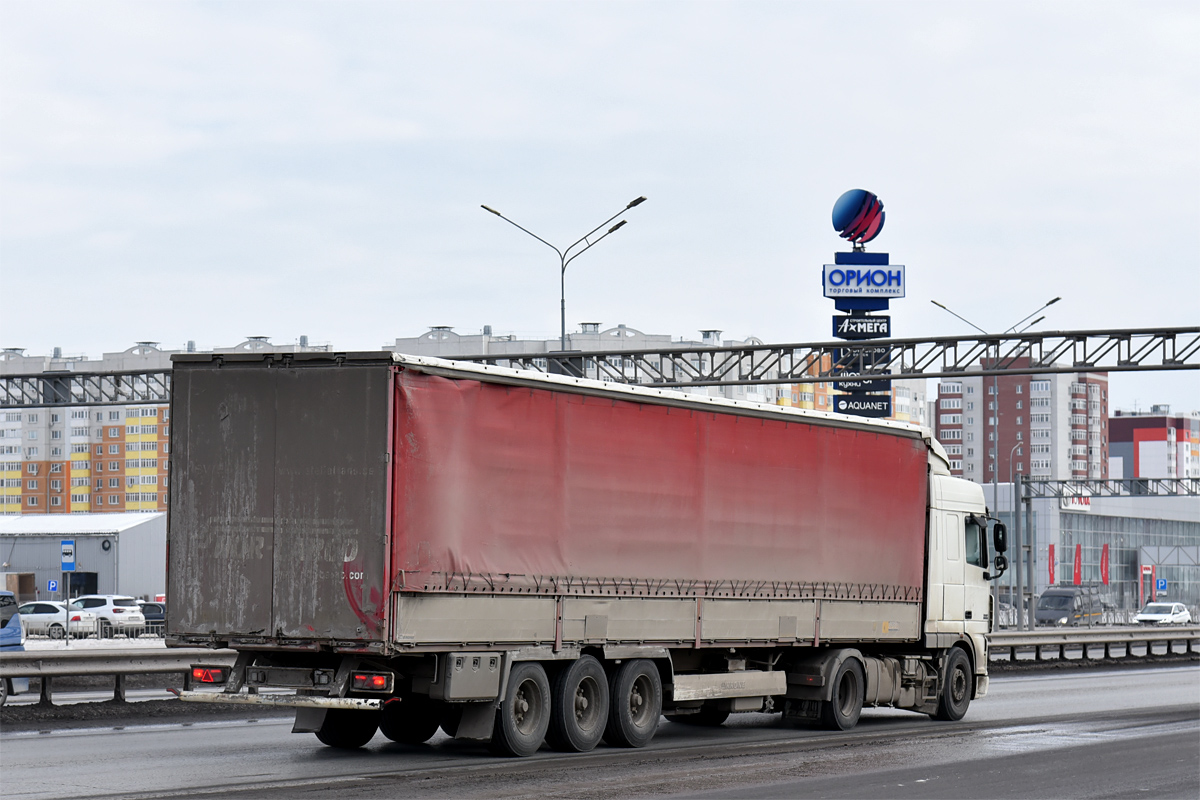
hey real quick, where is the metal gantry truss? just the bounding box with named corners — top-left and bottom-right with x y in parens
top-left (0, 326), bottom-right (1196, 407)
top-left (0, 370), bottom-right (172, 408)
top-left (455, 326), bottom-right (1200, 386)
top-left (1021, 477), bottom-right (1200, 499)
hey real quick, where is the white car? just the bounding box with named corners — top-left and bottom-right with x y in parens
top-left (17, 601), bottom-right (100, 639)
top-left (1134, 602), bottom-right (1193, 626)
top-left (72, 595), bottom-right (146, 636)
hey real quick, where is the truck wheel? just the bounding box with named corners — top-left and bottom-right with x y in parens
top-left (547, 655), bottom-right (609, 752)
top-left (666, 702), bottom-right (730, 727)
top-left (379, 697), bottom-right (440, 745)
top-left (490, 662), bottom-right (551, 757)
top-left (604, 659), bottom-right (661, 748)
top-left (0, 677), bottom-right (8, 707)
top-left (314, 709), bottom-right (380, 749)
top-left (820, 658), bottom-right (864, 731)
top-left (48, 624), bottom-right (65, 640)
top-left (934, 648), bottom-right (972, 721)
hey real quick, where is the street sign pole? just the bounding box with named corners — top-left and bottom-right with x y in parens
top-left (61, 539), bottom-right (75, 645)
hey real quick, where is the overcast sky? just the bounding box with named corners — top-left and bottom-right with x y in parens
top-left (2, 1), bottom-right (1196, 411)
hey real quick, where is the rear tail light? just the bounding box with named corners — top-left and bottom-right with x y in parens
top-left (351, 672), bottom-right (394, 692)
top-left (191, 666), bottom-right (229, 684)
top-left (113, 608), bottom-right (124, 613)
top-left (70, 615), bottom-right (81, 622)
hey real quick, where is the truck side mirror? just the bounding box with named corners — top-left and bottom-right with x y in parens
top-left (993, 522), bottom-right (1008, 553)
top-left (985, 554), bottom-right (1008, 581)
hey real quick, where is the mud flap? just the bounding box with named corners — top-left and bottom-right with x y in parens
top-left (293, 707), bottom-right (328, 733)
top-left (454, 701), bottom-right (496, 740)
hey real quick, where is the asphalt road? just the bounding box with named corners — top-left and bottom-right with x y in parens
top-left (2, 665), bottom-right (1197, 800)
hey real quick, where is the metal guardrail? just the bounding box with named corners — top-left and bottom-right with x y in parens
top-left (0, 648), bottom-right (234, 704)
top-left (2, 629), bottom-right (1196, 706)
top-left (989, 625), bottom-right (1200, 662)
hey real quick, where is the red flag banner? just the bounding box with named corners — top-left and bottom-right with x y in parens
top-left (1073, 543), bottom-right (1083, 585)
top-left (1101, 543), bottom-right (1110, 585)
top-left (1049, 543), bottom-right (1056, 584)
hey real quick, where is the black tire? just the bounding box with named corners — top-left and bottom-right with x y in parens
top-left (666, 701), bottom-right (730, 727)
top-left (490, 662), bottom-right (551, 757)
top-left (314, 708), bottom-right (380, 749)
top-left (379, 696), bottom-right (441, 744)
top-left (604, 659), bottom-right (661, 748)
top-left (820, 658), bottom-right (864, 731)
top-left (48, 624), bottom-right (65, 640)
top-left (934, 647), bottom-right (972, 722)
top-left (546, 655), bottom-right (609, 752)
top-left (100, 620), bottom-right (113, 638)
top-left (0, 677), bottom-right (9, 707)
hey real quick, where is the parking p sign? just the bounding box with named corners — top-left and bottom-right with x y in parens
top-left (1156, 578), bottom-right (1167, 593)
top-left (48, 578), bottom-right (59, 593)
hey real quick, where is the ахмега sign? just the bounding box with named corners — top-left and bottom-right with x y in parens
top-left (822, 264), bottom-right (905, 298)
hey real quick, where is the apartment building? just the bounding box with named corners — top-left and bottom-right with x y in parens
top-left (934, 359), bottom-right (1109, 483)
top-left (1, 338), bottom-right (328, 515)
top-left (1109, 406), bottom-right (1200, 479)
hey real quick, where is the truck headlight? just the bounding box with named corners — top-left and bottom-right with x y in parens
top-left (1057, 616), bottom-right (1068, 625)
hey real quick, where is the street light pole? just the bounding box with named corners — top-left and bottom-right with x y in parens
top-left (482, 197), bottom-right (647, 351)
top-left (931, 297), bottom-right (1062, 630)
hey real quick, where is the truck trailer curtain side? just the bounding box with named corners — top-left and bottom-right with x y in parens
top-left (392, 368), bottom-right (929, 600)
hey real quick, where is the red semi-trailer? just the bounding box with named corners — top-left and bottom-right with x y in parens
top-left (169, 352), bottom-right (1008, 756)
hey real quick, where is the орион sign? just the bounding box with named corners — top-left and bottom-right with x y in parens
top-left (823, 264), bottom-right (905, 298)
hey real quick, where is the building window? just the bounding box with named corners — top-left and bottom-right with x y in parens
top-left (71, 410), bottom-right (87, 420)
top-left (95, 495), bottom-right (104, 505)
top-left (109, 495), bottom-right (119, 504)
top-left (1015, 385), bottom-right (1023, 394)
top-left (51, 496), bottom-right (62, 506)
top-left (1016, 432), bottom-right (1023, 440)
top-left (26, 464), bottom-right (37, 474)
top-left (109, 445), bottom-right (119, 454)
top-left (50, 464), bottom-right (62, 473)
top-left (140, 408), bottom-right (158, 417)
top-left (108, 428), bottom-right (118, 437)
top-left (95, 445), bottom-right (103, 455)
top-left (1016, 462), bottom-right (1024, 471)
top-left (109, 461), bottom-right (118, 470)
top-left (109, 411), bottom-right (120, 421)
top-left (1015, 401), bottom-right (1022, 409)
top-left (1016, 416), bottom-right (1023, 425)
top-left (50, 447), bottom-right (61, 456)
top-left (27, 497), bottom-right (38, 506)
top-left (29, 431), bottom-right (39, 440)
top-left (109, 478), bottom-right (120, 488)
top-left (966, 386), bottom-right (975, 394)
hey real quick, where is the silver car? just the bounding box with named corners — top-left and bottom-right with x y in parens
top-left (17, 601), bottom-right (100, 639)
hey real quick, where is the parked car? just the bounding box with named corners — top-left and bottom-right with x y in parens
top-left (1, 590), bottom-right (30, 706)
top-left (1134, 602), bottom-right (1193, 626)
top-left (72, 595), bottom-right (146, 636)
top-left (16, 601), bottom-right (100, 639)
top-left (138, 601), bottom-right (166, 635)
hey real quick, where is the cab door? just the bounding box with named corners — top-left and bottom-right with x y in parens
top-left (962, 515), bottom-right (991, 636)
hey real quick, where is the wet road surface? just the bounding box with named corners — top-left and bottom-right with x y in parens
top-left (2, 665), bottom-right (1196, 800)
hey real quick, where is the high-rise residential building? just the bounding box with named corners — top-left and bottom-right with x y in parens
top-left (1, 338), bottom-right (329, 515)
top-left (1109, 406), bottom-right (1200, 479)
top-left (933, 359), bottom-right (1109, 483)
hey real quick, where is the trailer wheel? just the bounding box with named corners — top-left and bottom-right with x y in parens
top-left (604, 659), bottom-right (661, 748)
top-left (820, 658), bottom-right (864, 731)
top-left (490, 661), bottom-right (551, 757)
top-left (314, 708), bottom-right (380, 749)
top-left (379, 697), bottom-right (441, 744)
top-left (546, 655), bottom-right (609, 752)
top-left (933, 647), bottom-right (972, 721)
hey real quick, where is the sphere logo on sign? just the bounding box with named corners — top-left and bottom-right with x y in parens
top-left (831, 189), bottom-right (885, 245)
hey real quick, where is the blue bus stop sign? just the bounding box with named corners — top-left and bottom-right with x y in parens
top-left (61, 539), bottom-right (75, 572)
top-left (1155, 578), bottom-right (1167, 593)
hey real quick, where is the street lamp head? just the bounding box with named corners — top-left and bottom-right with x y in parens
top-left (608, 220), bottom-right (628, 233)
top-left (1046, 297), bottom-right (1061, 306)
top-left (627, 196), bottom-right (647, 208)
top-left (481, 205), bottom-right (501, 215)
top-left (931, 300), bottom-right (947, 310)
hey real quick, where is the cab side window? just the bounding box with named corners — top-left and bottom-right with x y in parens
top-left (0, 594), bottom-right (16, 627)
top-left (964, 519), bottom-right (986, 568)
